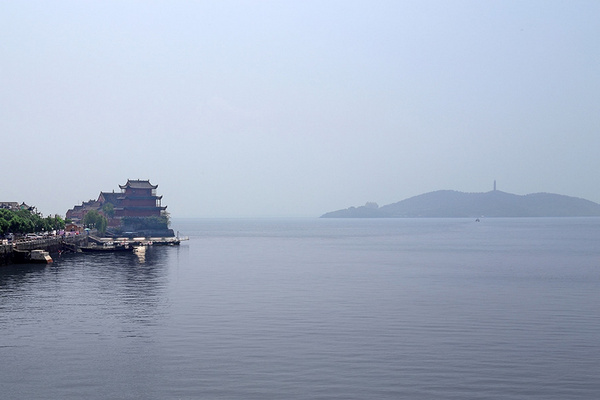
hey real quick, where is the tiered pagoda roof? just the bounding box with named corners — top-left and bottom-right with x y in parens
top-left (119, 179), bottom-right (158, 190)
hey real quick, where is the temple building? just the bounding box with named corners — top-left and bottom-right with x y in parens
top-left (65, 199), bottom-right (102, 221)
top-left (101, 179), bottom-right (166, 219)
top-left (66, 179), bottom-right (167, 227)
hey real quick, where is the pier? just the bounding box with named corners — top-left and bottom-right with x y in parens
top-left (1, 234), bottom-right (186, 265)
top-left (1, 235), bottom-right (88, 265)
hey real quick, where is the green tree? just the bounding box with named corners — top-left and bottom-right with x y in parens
top-left (32, 213), bottom-right (45, 232)
top-left (9, 214), bottom-right (33, 233)
top-left (83, 210), bottom-right (108, 235)
top-left (121, 216), bottom-right (169, 231)
top-left (53, 215), bottom-right (66, 230)
top-left (0, 208), bottom-right (66, 235)
top-left (97, 215), bottom-right (107, 234)
top-left (102, 203), bottom-right (115, 218)
top-left (83, 210), bottom-right (99, 228)
top-left (161, 210), bottom-right (171, 227)
top-left (0, 209), bottom-right (12, 235)
top-left (0, 216), bottom-right (9, 236)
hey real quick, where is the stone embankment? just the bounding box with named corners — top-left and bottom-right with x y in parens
top-left (1, 235), bottom-right (88, 265)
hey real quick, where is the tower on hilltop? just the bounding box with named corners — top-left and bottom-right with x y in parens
top-left (494, 180), bottom-right (497, 191)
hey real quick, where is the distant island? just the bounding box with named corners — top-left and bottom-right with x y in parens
top-left (320, 190), bottom-right (600, 218)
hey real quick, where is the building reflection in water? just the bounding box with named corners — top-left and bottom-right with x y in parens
top-left (133, 245), bottom-right (147, 263)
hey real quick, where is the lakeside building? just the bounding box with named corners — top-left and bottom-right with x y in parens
top-left (0, 202), bottom-right (35, 211)
top-left (66, 179), bottom-right (167, 227)
top-left (65, 199), bottom-right (101, 221)
top-left (64, 223), bottom-right (83, 233)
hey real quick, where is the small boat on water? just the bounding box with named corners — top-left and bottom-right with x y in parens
top-left (79, 242), bottom-right (134, 253)
top-left (29, 249), bottom-right (53, 264)
top-left (13, 249), bottom-right (53, 264)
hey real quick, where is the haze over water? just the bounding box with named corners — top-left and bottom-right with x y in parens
top-left (1, 218), bottom-right (599, 399)
top-left (3, 1), bottom-right (600, 217)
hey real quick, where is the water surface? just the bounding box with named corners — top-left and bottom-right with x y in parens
top-left (1, 218), bottom-right (599, 399)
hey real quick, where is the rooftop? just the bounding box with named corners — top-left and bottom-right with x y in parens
top-left (119, 179), bottom-right (158, 190)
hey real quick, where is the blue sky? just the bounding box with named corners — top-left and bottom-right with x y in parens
top-left (2, 1), bottom-right (599, 217)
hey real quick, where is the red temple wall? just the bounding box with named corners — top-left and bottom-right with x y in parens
top-left (121, 198), bottom-right (157, 207)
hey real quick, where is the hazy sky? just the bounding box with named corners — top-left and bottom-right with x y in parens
top-left (2, 1), bottom-right (599, 217)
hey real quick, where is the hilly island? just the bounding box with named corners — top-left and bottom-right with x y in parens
top-left (321, 190), bottom-right (600, 218)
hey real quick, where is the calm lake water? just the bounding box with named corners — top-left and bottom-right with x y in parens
top-left (1, 218), bottom-right (599, 399)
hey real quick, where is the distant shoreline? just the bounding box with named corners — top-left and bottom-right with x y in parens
top-left (321, 190), bottom-right (600, 218)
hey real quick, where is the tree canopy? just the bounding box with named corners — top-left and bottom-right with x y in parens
top-left (0, 208), bottom-right (65, 236)
top-left (82, 210), bottom-right (107, 234)
top-left (121, 215), bottom-right (169, 231)
top-left (102, 203), bottom-right (115, 218)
